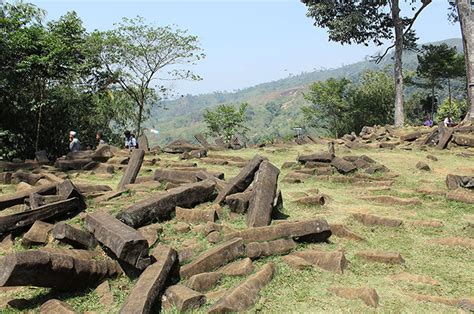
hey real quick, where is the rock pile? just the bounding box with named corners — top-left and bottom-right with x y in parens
top-left (0, 149), bottom-right (335, 313)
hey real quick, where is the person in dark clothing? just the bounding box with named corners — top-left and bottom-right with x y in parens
top-left (124, 130), bottom-right (138, 150)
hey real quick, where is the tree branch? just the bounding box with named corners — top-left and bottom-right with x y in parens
top-left (370, 0), bottom-right (432, 64)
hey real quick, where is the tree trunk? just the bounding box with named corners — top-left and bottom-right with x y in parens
top-left (431, 84), bottom-right (435, 118)
top-left (448, 78), bottom-right (452, 109)
top-left (392, 0), bottom-right (405, 127)
top-left (457, 0), bottom-right (473, 124)
top-left (35, 105), bottom-right (43, 152)
top-left (137, 102), bottom-right (143, 138)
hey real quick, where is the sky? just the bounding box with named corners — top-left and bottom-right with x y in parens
top-left (26, 0), bottom-right (462, 96)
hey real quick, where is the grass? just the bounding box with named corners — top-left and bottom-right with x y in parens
top-left (0, 142), bottom-right (473, 313)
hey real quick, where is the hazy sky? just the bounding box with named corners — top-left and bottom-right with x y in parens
top-left (28, 0), bottom-right (461, 95)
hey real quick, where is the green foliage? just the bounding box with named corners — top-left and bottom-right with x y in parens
top-left (437, 98), bottom-right (468, 122)
top-left (96, 17), bottom-right (205, 136)
top-left (203, 103), bottom-right (249, 143)
top-left (302, 70), bottom-right (394, 137)
top-left (0, 2), bottom-right (203, 160)
top-left (404, 92), bottom-right (433, 125)
top-left (0, 2), bottom-right (107, 159)
top-left (302, 78), bottom-right (351, 138)
top-left (349, 70), bottom-right (395, 132)
top-left (407, 43), bottom-right (466, 115)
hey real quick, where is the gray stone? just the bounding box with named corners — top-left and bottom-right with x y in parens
top-left (164, 284), bottom-right (205, 311)
top-left (180, 238), bottom-right (245, 279)
top-left (0, 249), bottom-right (121, 290)
top-left (246, 161), bottom-right (280, 227)
top-left (120, 245), bottom-right (178, 314)
top-left (85, 212), bottom-right (149, 269)
top-left (52, 222), bottom-right (97, 249)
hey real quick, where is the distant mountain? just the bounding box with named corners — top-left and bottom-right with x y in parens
top-left (147, 38), bottom-right (463, 145)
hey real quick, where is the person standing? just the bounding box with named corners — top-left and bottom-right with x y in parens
top-left (96, 131), bottom-right (107, 145)
top-left (69, 131), bottom-right (81, 152)
top-left (124, 130), bottom-right (138, 150)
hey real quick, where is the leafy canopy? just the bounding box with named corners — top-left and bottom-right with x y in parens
top-left (203, 103), bottom-right (249, 143)
top-left (97, 17), bottom-right (205, 136)
top-left (302, 70), bottom-right (395, 137)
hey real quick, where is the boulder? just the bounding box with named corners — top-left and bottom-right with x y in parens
top-left (330, 224), bottom-right (365, 241)
top-left (0, 182), bottom-right (56, 210)
top-left (416, 161), bottom-right (430, 171)
top-left (35, 151), bottom-right (50, 163)
top-left (281, 255), bottom-right (313, 270)
top-left (154, 169), bottom-right (212, 184)
top-left (446, 189), bottom-right (474, 204)
top-left (400, 131), bottom-right (421, 142)
top-left (176, 207), bottom-right (217, 224)
top-left (446, 174), bottom-right (474, 190)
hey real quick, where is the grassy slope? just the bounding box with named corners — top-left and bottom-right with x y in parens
top-left (1, 142), bottom-right (473, 313)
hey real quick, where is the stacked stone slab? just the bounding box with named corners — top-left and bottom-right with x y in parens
top-left (215, 155), bottom-right (265, 204)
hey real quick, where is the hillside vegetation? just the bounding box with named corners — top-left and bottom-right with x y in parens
top-left (149, 39), bottom-right (463, 146)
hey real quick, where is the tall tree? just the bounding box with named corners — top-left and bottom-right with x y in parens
top-left (302, 77), bottom-right (351, 138)
top-left (452, 0), bottom-right (474, 124)
top-left (301, 0), bottom-right (432, 127)
top-left (203, 103), bottom-right (249, 143)
top-left (97, 17), bottom-right (205, 137)
top-left (411, 44), bottom-right (465, 118)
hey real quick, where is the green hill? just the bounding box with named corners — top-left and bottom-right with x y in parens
top-left (148, 38), bottom-right (463, 145)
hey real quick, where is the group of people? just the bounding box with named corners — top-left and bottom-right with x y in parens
top-left (422, 114), bottom-right (456, 128)
top-left (68, 130), bottom-right (139, 152)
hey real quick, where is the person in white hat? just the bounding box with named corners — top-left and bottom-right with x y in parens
top-left (69, 131), bottom-right (81, 152)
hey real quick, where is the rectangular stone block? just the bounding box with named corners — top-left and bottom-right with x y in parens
top-left (180, 238), bottom-right (244, 279)
top-left (85, 212), bottom-right (149, 268)
top-left (120, 245), bottom-right (178, 314)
